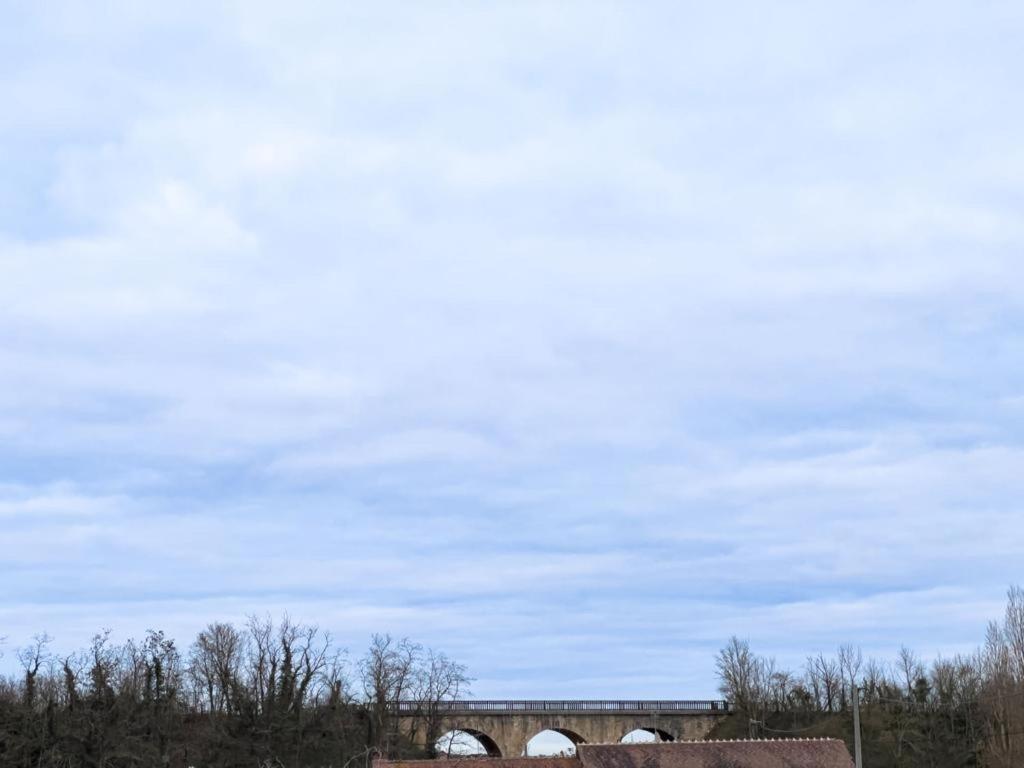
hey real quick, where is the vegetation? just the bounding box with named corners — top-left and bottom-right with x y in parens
top-left (712, 585), bottom-right (1024, 767)
top-left (5, 586), bottom-right (1024, 766)
top-left (0, 620), bottom-right (468, 767)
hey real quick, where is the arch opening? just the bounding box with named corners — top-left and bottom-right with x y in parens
top-left (525, 728), bottom-right (586, 757)
top-left (621, 728), bottom-right (675, 743)
top-left (435, 729), bottom-right (502, 758)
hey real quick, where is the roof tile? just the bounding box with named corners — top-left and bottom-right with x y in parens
top-left (578, 740), bottom-right (855, 768)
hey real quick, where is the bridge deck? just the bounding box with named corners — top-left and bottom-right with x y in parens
top-left (394, 700), bottom-right (730, 714)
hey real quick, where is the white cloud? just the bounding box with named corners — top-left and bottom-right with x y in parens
top-left (1, 0), bottom-right (1023, 694)
top-left (0, 484), bottom-right (125, 519)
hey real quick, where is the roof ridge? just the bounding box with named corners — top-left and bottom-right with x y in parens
top-left (602, 737), bottom-right (840, 743)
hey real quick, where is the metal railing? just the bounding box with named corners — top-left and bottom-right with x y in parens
top-left (392, 700), bottom-right (730, 714)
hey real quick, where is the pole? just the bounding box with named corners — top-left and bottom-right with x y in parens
top-left (852, 685), bottom-right (863, 768)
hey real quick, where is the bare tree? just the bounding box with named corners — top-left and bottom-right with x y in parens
top-left (17, 633), bottom-right (51, 709)
top-left (837, 644), bottom-right (862, 710)
top-left (806, 653), bottom-right (842, 712)
top-left (898, 646), bottom-right (926, 699)
top-left (716, 636), bottom-right (760, 715)
top-left (188, 621), bottom-right (245, 714)
top-left (417, 648), bottom-right (471, 757)
top-left (861, 656), bottom-right (887, 702)
top-left (360, 634), bottom-right (421, 756)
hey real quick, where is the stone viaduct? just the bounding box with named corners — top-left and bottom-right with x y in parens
top-left (396, 700), bottom-right (732, 758)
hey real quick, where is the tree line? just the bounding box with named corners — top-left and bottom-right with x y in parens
top-left (0, 618), bottom-right (469, 768)
top-left (6, 588), bottom-right (1024, 767)
top-left (713, 585), bottom-right (1024, 767)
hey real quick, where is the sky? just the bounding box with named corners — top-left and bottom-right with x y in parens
top-left (2, 1), bottom-right (1024, 700)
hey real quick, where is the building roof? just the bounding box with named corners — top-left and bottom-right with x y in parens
top-left (374, 740), bottom-right (854, 768)
top-left (577, 740), bottom-right (855, 768)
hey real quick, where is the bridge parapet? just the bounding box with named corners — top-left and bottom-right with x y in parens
top-left (394, 700), bottom-right (731, 715)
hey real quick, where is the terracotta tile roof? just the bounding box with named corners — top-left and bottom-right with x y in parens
top-left (374, 740), bottom-right (854, 768)
top-left (578, 740), bottom-right (855, 768)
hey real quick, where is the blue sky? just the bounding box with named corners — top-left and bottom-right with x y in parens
top-left (2, 1), bottom-right (1023, 698)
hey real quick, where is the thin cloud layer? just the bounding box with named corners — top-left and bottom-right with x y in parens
top-left (1, 1), bottom-right (1023, 695)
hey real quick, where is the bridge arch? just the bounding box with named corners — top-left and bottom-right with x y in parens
top-left (621, 727), bottom-right (675, 743)
top-left (526, 727), bottom-right (587, 756)
top-left (436, 727), bottom-right (503, 757)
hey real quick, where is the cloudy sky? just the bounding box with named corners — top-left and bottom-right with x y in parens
top-left (2, 1), bottom-right (1023, 698)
